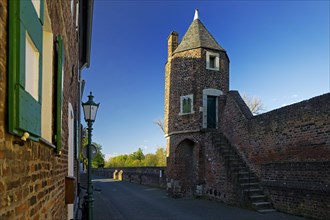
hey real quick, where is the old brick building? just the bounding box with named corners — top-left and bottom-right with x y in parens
top-left (165, 10), bottom-right (330, 219)
top-left (0, 0), bottom-right (93, 219)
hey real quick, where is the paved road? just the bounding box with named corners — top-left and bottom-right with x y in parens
top-left (92, 177), bottom-right (307, 220)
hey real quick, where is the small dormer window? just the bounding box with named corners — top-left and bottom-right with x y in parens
top-left (180, 95), bottom-right (194, 115)
top-left (206, 51), bottom-right (219, 71)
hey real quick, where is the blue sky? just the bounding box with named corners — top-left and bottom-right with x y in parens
top-left (82, 1), bottom-right (329, 159)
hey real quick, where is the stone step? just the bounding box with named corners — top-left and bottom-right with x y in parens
top-left (230, 166), bottom-right (248, 173)
top-left (240, 182), bottom-right (260, 188)
top-left (253, 201), bottom-right (272, 206)
top-left (257, 209), bottom-right (277, 213)
top-left (224, 155), bottom-right (238, 160)
top-left (227, 159), bottom-right (241, 164)
top-left (244, 188), bottom-right (262, 191)
top-left (219, 148), bottom-right (231, 154)
top-left (233, 171), bottom-right (251, 178)
top-left (253, 201), bottom-right (273, 210)
top-left (239, 177), bottom-right (257, 183)
top-left (230, 164), bottom-right (246, 169)
top-left (226, 160), bottom-right (242, 165)
top-left (243, 188), bottom-right (263, 196)
top-left (214, 133), bottom-right (275, 212)
top-left (215, 141), bottom-right (228, 146)
top-left (249, 194), bottom-right (267, 202)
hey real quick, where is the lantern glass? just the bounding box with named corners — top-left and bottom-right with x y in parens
top-left (82, 92), bottom-right (99, 122)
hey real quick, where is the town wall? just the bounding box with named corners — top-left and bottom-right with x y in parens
top-left (93, 167), bottom-right (167, 188)
top-left (0, 1), bottom-right (81, 219)
top-left (221, 91), bottom-right (330, 219)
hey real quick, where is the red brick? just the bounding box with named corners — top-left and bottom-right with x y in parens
top-left (15, 203), bottom-right (28, 215)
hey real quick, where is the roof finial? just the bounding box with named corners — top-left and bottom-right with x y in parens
top-left (194, 9), bottom-right (199, 20)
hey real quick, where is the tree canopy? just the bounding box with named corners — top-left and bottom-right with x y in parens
top-left (105, 147), bottom-right (166, 167)
top-left (81, 129), bottom-right (105, 168)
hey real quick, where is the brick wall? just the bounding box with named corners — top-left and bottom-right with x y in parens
top-left (261, 161), bottom-right (330, 219)
top-left (0, 1), bottom-right (81, 219)
top-left (221, 91), bottom-right (330, 219)
top-left (164, 47), bottom-right (229, 135)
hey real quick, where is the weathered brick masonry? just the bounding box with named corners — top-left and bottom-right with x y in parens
top-left (221, 92), bottom-right (330, 218)
top-left (165, 11), bottom-right (330, 220)
top-left (93, 167), bottom-right (167, 187)
top-left (0, 0), bottom-right (84, 219)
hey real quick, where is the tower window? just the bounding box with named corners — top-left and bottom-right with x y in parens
top-left (180, 95), bottom-right (194, 115)
top-left (209, 56), bottom-right (216, 68)
top-left (206, 51), bottom-right (219, 71)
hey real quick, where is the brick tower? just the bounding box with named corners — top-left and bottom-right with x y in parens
top-left (164, 10), bottom-right (229, 197)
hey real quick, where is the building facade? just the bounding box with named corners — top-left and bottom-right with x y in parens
top-left (165, 10), bottom-right (330, 219)
top-left (0, 0), bottom-right (93, 219)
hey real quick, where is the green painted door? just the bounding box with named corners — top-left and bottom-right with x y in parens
top-left (207, 96), bottom-right (217, 128)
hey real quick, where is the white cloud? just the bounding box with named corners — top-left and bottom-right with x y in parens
top-left (292, 94), bottom-right (298, 98)
top-left (141, 145), bottom-right (148, 150)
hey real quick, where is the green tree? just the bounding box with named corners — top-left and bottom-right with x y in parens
top-left (131, 148), bottom-right (145, 161)
top-left (155, 147), bottom-right (166, 166)
top-left (143, 153), bottom-right (158, 166)
top-left (105, 147), bottom-right (166, 167)
top-left (107, 154), bottom-right (127, 167)
top-left (91, 143), bottom-right (105, 168)
top-left (81, 128), bottom-right (105, 168)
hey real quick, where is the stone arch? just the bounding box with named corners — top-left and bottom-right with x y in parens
top-left (175, 139), bottom-right (196, 196)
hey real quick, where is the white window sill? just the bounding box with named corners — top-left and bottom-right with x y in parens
top-left (179, 111), bottom-right (195, 116)
top-left (206, 67), bottom-right (219, 71)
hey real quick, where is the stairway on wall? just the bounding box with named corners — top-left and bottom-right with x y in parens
top-left (213, 133), bottom-right (276, 213)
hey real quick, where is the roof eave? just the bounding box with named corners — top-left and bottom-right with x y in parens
top-left (173, 46), bottom-right (226, 55)
top-left (79, 0), bottom-right (94, 70)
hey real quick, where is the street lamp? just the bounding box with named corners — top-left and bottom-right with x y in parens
top-left (82, 91), bottom-right (100, 220)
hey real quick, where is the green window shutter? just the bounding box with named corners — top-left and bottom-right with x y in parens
top-left (8, 0), bottom-right (44, 139)
top-left (75, 120), bottom-right (80, 160)
top-left (55, 35), bottom-right (64, 154)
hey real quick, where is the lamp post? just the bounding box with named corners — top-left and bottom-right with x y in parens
top-left (82, 91), bottom-right (100, 220)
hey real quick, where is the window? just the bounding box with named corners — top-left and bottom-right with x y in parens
top-left (209, 56), bottom-right (216, 69)
top-left (8, 0), bottom-right (44, 139)
top-left (206, 51), bottom-right (219, 71)
top-left (41, 3), bottom-right (53, 143)
top-left (25, 33), bottom-right (40, 101)
top-left (180, 95), bottom-right (194, 115)
top-left (9, 0), bottom-right (64, 153)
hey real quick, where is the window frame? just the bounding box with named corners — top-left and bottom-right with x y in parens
top-left (179, 95), bottom-right (194, 115)
top-left (206, 51), bottom-right (220, 71)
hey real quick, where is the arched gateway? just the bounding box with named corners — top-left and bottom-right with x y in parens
top-left (174, 139), bottom-right (195, 196)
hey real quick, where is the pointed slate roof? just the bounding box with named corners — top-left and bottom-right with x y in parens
top-left (174, 15), bottom-right (225, 53)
